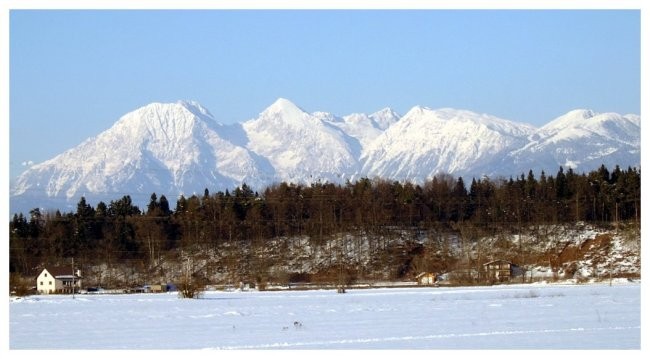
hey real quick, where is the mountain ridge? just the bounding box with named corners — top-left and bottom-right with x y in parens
top-left (10, 98), bottom-right (641, 215)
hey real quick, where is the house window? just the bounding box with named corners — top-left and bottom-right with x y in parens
top-left (40, 281), bottom-right (43, 285)
top-left (49, 281), bottom-right (52, 285)
top-left (44, 273), bottom-right (47, 277)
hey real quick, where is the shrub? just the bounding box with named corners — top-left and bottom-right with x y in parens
top-left (10, 273), bottom-right (34, 297)
top-left (176, 275), bottom-right (205, 299)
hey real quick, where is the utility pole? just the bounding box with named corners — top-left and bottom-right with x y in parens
top-left (576, 193), bottom-right (580, 222)
top-left (186, 256), bottom-right (191, 288)
top-left (71, 257), bottom-right (75, 299)
top-left (615, 201), bottom-right (619, 233)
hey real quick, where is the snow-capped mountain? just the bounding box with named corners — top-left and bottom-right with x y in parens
top-left (360, 107), bottom-right (536, 181)
top-left (10, 99), bottom-right (640, 215)
top-left (316, 108), bottom-right (400, 150)
top-left (502, 110), bottom-right (641, 176)
top-left (10, 101), bottom-right (271, 212)
top-left (242, 98), bottom-right (360, 184)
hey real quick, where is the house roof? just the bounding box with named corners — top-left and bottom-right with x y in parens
top-left (483, 260), bottom-right (512, 266)
top-left (415, 272), bottom-right (435, 278)
top-left (42, 266), bottom-right (79, 278)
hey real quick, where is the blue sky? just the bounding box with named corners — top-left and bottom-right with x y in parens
top-left (9, 9), bottom-right (640, 180)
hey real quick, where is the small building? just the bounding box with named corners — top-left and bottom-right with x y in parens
top-left (36, 266), bottom-right (82, 294)
top-left (483, 260), bottom-right (518, 283)
top-left (416, 272), bottom-right (437, 285)
top-left (148, 284), bottom-right (167, 293)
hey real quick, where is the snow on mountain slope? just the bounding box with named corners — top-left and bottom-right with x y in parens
top-left (504, 110), bottom-right (641, 175)
top-left (360, 107), bottom-right (536, 182)
top-left (317, 108), bottom-right (400, 150)
top-left (370, 108), bottom-right (401, 130)
top-left (537, 109), bottom-right (639, 145)
top-left (11, 101), bottom-right (270, 211)
top-left (10, 99), bottom-right (640, 215)
top-left (242, 98), bottom-right (360, 184)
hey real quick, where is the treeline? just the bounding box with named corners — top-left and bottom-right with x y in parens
top-left (9, 165), bottom-right (640, 275)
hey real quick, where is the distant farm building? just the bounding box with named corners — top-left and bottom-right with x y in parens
top-left (147, 284), bottom-right (168, 293)
top-left (127, 283), bottom-right (171, 294)
top-left (36, 266), bottom-right (82, 294)
top-left (416, 272), bottom-right (438, 285)
top-left (483, 260), bottom-right (524, 283)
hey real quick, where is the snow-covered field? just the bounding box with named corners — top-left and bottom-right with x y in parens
top-left (9, 282), bottom-right (640, 350)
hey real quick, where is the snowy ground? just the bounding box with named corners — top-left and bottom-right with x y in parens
top-left (9, 281), bottom-right (640, 350)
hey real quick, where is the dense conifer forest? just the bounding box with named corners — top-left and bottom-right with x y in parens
top-left (10, 165), bottom-right (640, 288)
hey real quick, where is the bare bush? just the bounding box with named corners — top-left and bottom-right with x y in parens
top-left (10, 273), bottom-right (34, 297)
top-left (177, 275), bottom-right (205, 299)
top-left (447, 269), bottom-right (480, 286)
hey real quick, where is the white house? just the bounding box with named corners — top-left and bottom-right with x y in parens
top-left (36, 266), bottom-right (82, 294)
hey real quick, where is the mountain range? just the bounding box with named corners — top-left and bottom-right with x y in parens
top-left (10, 98), bottom-right (640, 215)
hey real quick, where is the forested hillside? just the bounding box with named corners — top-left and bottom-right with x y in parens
top-left (10, 165), bottom-right (640, 290)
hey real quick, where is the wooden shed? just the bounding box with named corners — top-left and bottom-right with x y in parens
top-left (483, 260), bottom-right (516, 283)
